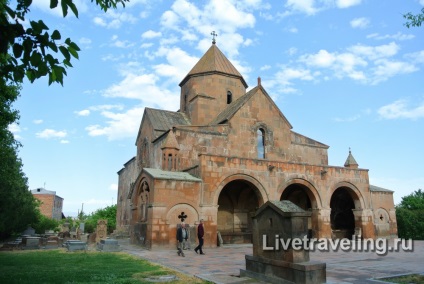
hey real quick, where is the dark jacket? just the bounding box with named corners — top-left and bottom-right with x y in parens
top-left (197, 223), bottom-right (204, 238)
top-left (176, 226), bottom-right (183, 242)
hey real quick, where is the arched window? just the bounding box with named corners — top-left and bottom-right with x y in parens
top-left (257, 128), bottom-right (265, 159)
top-left (167, 154), bottom-right (173, 171)
top-left (227, 91), bottom-right (232, 104)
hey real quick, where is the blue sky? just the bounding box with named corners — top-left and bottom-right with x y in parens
top-left (9, 0), bottom-right (424, 216)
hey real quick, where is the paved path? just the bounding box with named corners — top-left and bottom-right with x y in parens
top-left (118, 239), bottom-right (424, 284)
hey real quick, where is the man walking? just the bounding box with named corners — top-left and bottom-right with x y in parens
top-left (183, 223), bottom-right (191, 250)
top-left (194, 219), bottom-right (205, 255)
top-left (176, 221), bottom-right (185, 257)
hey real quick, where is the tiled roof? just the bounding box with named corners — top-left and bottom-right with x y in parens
top-left (210, 86), bottom-right (259, 125)
top-left (179, 44), bottom-right (248, 88)
top-left (161, 130), bottom-right (180, 149)
top-left (344, 150), bottom-right (358, 167)
top-left (143, 168), bottom-right (202, 182)
top-left (145, 108), bottom-right (191, 138)
top-left (370, 185), bottom-right (394, 193)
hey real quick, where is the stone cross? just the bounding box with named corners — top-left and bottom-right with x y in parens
top-left (211, 31), bottom-right (218, 44)
top-left (178, 212), bottom-right (187, 222)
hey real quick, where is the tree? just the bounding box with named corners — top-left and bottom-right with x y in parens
top-left (84, 205), bottom-right (116, 234)
top-left (404, 7), bottom-right (424, 28)
top-left (0, 0), bottom-right (129, 85)
top-left (0, 59), bottom-right (39, 239)
top-left (396, 189), bottom-right (424, 240)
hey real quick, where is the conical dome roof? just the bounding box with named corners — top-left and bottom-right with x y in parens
top-left (179, 43), bottom-right (248, 88)
top-left (161, 129), bottom-right (179, 150)
top-left (344, 149), bottom-right (358, 168)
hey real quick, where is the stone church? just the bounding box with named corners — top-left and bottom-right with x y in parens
top-left (115, 40), bottom-right (397, 249)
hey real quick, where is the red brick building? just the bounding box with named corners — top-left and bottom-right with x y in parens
top-left (116, 42), bottom-right (397, 249)
top-left (31, 188), bottom-right (64, 221)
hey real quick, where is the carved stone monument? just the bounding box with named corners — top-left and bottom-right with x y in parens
top-left (240, 200), bottom-right (326, 284)
top-left (95, 219), bottom-right (108, 243)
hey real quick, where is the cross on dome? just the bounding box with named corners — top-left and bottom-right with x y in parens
top-left (211, 31), bottom-right (218, 44)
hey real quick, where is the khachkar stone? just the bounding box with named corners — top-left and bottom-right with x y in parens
top-left (95, 219), bottom-right (108, 243)
top-left (240, 200), bottom-right (326, 284)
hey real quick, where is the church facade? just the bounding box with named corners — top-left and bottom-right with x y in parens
top-left (115, 42), bottom-right (397, 249)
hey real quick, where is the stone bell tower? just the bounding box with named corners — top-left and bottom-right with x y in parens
top-left (179, 32), bottom-right (248, 125)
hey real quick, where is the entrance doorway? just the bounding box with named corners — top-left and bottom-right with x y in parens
top-left (280, 184), bottom-right (313, 236)
top-left (217, 179), bottom-right (262, 244)
top-left (330, 187), bottom-right (356, 239)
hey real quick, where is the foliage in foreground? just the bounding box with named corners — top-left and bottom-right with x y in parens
top-left (396, 189), bottom-right (424, 240)
top-left (404, 7), bottom-right (424, 28)
top-left (1, 0), bottom-right (130, 85)
top-left (0, 56), bottom-right (39, 240)
top-left (0, 250), bottom-right (207, 284)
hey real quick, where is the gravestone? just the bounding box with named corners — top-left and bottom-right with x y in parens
top-left (22, 236), bottom-right (41, 250)
top-left (97, 238), bottom-right (121, 252)
top-left (96, 219), bottom-right (108, 243)
top-left (64, 240), bottom-right (87, 251)
top-left (240, 200), bottom-right (326, 284)
top-left (22, 226), bottom-right (35, 236)
top-left (44, 236), bottom-right (61, 249)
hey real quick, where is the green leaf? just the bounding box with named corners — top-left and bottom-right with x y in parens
top-left (59, 46), bottom-right (71, 61)
top-left (50, 0), bottom-right (59, 9)
top-left (51, 30), bottom-right (61, 40)
top-left (13, 44), bottom-right (23, 58)
top-left (63, 59), bottom-right (73, 68)
top-left (30, 52), bottom-right (42, 66)
top-left (68, 41), bottom-right (81, 51)
top-left (68, 2), bottom-right (79, 18)
top-left (48, 41), bottom-right (58, 53)
top-left (5, 6), bottom-right (16, 18)
top-left (67, 47), bottom-right (79, 59)
top-left (38, 20), bottom-right (49, 30)
top-left (61, 0), bottom-right (69, 17)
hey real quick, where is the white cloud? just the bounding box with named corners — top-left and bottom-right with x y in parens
top-left (8, 123), bottom-right (21, 139)
top-left (36, 129), bottom-right (67, 139)
top-left (93, 10), bottom-right (138, 29)
top-left (285, 0), bottom-right (318, 15)
top-left (110, 36), bottom-right (135, 48)
top-left (33, 119), bottom-right (43, 124)
top-left (160, 0), bottom-right (256, 57)
top-left (296, 42), bottom-right (418, 84)
top-left (371, 59), bottom-right (418, 84)
top-left (336, 0), bottom-right (362, 9)
top-left (93, 17), bottom-right (107, 27)
top-left (141, 30), bottom-right (162, 39)
top-left (348, 42), bottom-right (399, 60)
top-left (60, 140), bottom-right (70, 144)
top-left (75, 109), bottom-right (90, 116)
top-left (90, 104), bottom-right (124, 111)
top-left (350, 17), bottom-right (370, 29)
top-left (378, 100), bottom-right (424, 120)
top-left (86, 106), bottom-right (145, 140)
top-left (367, 32), bottom-right (415, 41)
top-left (143, 45), bottom-right (200, 82)
top-left (109, 184), bottom-right (118, 191)
top-left (79, 37), bottom-right (92, 48)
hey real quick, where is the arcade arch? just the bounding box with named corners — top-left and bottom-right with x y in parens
top-left (217, 178), bottom-right (265, 244)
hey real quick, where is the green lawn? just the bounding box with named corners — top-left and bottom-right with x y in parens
top-left (380, 274), bottom-right (424, 284)
top-left (0, 249), bottom-right (208, 284)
